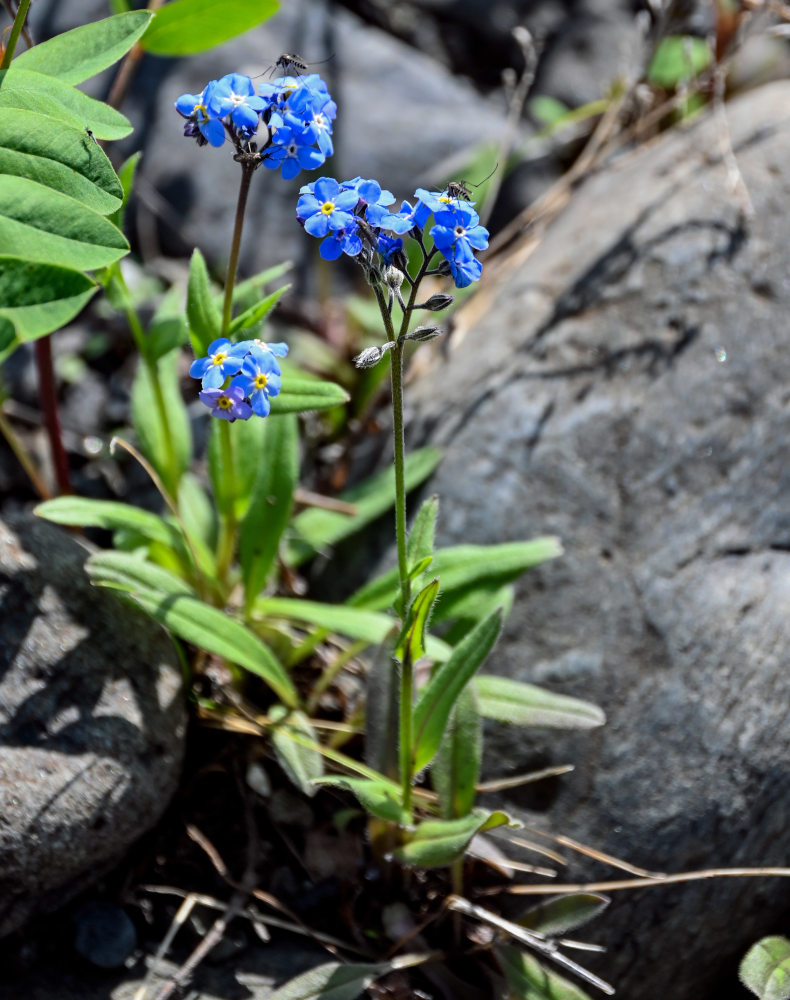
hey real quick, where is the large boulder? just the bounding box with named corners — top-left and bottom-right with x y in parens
top-left (0, 514), bottom-right (186, 937)
top-left (408, 81), bottom-right (790, 998)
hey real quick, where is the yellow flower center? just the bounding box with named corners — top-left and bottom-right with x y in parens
top-left (254, 374), bottom-right (268, 390)
top-left (217, 396), bottom-right (232, 410)
top-left (211, 351), bottom-right (228, 367)
top-left (320, 201), bottom-right (335, 215)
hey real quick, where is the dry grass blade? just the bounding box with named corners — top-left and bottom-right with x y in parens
top-left (476, 764), bottom-right (574, 793)
top-left (504, 866), bottom-right (790, 895)
top-left (519, 826), bottom-right (665, 877)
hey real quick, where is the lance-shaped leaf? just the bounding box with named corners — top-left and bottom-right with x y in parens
top-left (87, 552), bottom-right (299, 707)
top-left (393, 810), bottom-right (512, 868)
top-left (269, 705), bottom-right (323, 796)
top-left (268, 956), bottom-right (428, 1000)
top-left (141, 0), bottom-right (279, 56)
top-left (14, 11), bottom-right (153, 85)
top-left (473, 676), bottom-right (605, 730)
top-left (228, 283), bottom-right (290, 335)
top-left (0, 175), bottom-right (128, 271)
top-left (740, 937), bottom-right (790, 1000)
top-left (0, 68), bottom-right (132, 140)
top-left (131, 348), bottom-right (192, 490)
top-left (406, 494), bottom-right (438, 577)
top-left (432, 684), bottom-right (481, 819)
top-left (394, 578), bottom-right (439, 665)
top-left (495, 944), bottom-right (595, 1000)
top-left (186, 248), bottom-right (222, 356)
top-left (350, 537), bottom-right (561, 613)
top-left (269, 375), bottom-right (350, 415)
top-left (313, 776), bottom-right (410, 825)
top-left (0, 256), bottom-right (95, 358)
top-left (286, 447), bottom-right (441, 566)
top-left (240, 413), bottom-right (298, 607)
top-left (412, 608), bottom-right (502, 773)
top-left (518, 894), bottom-right (610, 937)
top-left (0, 109), bottom-right (122, 213)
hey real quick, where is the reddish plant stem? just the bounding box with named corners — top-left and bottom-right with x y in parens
top-left (34, 337), bottom-right (71, 495)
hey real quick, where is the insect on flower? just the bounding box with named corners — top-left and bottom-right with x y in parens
top-left (446, 163), bottom-right (498, 202)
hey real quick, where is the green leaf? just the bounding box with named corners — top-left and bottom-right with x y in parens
top-left (647, 35), bottom-right (712, 89)
top-left (177, 471), bottom-right (217, 551)
top-left (393, 810), bottom-right (511, 868)
top-left (110, 150), bottom-right (141, 231)
top-left (412, 609), bottom-right (502, 773)
top-left (221, 260), bottom-right (292, 308)
top-left (432, 684), bottom-right (481, 819)
top-left (131, 349), bottom-right (192, 489)
top-left (0, 68), bottom-right (132, 140)
top-left (496, 945), bottom-right (594, 1000)
top-left (240, 413), bottom-right (298, 606)
top-left (313, 776), bottom-right (410, 825)
top-left (35, 495), bottom-right (215, 582)
top-left (228, 283), bottom-right (290, 335)
top-left (269, 705), bottom-right (323, 796)
top-left (286, 447), bottom-right (441, 566)
top-left (350, 537), bottom-right (561, 614)
top-left (0, 109), bottom-right (122, 213)
top-left (87, 552), bottom-right (299, 707)
top-left (141, 0), bottom-right (279, 55)
top-left (406, 494), bottom-right (438, 576)
top-left (0, 256), bottom-right (95, 358)
top-left (530, 95), bottom-right (572, 127)
top-left (268, 961), bottom-right (396, 1000)
top-left (269, 375), bottom-right (350, 415)
top-left (186, 248), bottom-right (222, 356)
top-left (147, 314), bottom-right (189, 362)
top-left (741, 937), bottom-right (790, 1000)
top-left (394, 578), bottom-right (439, 665)
top-left (14, 11), bottom-right (153, 85)
top-left (473, 676), bottom-right (605, 730)
top-left (518, 894), bottom-right (610, 937)
top-left (254, 596), bottom-right (451, 661)
top-left (0, 175), bottom-right (128, 270)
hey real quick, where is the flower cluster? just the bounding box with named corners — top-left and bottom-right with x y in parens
top-left (189, 338), bottom-right (288, 420)
top-left (175, 71), bottom-right (336, 180)
top-left (295, 178), bottom-right (489, 288)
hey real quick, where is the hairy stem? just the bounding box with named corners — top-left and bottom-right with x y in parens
top-left (222, 164), bottom-right (255, 336)
top-left (0, 0), bottom-right (31, 68)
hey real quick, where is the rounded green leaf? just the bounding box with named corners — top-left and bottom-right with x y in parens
top-left (741, 937), bottom-right (790, 1000)
top-left (141, 0), bottom-right (279, 56)
top-left (648, 36), bottom-right (712, 89)
top-left (0, 68), bottom-right (133, 140)
top-left (0, 256), bottom-right (96, 358)
top-left (14, 11), bottom-right (153, 85)
top-left (0, 108), bottom-right (122, 213)
top-left (0, 175), bottom-right (128, 270)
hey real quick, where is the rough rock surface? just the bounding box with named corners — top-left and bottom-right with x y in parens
top-left (408, 81), bottom-right (790, 999)
top-left (0, 514), bottom-right (186, 937)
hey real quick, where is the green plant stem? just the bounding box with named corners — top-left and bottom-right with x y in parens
top-left (34, 337), bottom-right (72, 495)
top-left (221, 163), bottom-right (255, 336)
top-left (215, 418), bottom-right (237, 582)
top-left (0, 0), bottom-right (31, 68)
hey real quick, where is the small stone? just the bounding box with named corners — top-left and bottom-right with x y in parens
top-left (73, 901), bottom-right (137, 969)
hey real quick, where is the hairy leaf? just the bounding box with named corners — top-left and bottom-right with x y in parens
top-left (186, 248), bottom-right (222, 356)
top-left (432, 684), bottom-right (481, 819)
top-left (269, 375), bottom-right (350, 415)
top-left (474, 676), bottom-right (605, 730)
top-left (313, 776), bottom-right (409, 825)
top-left (269, 706), bottom-right (323, 796)
top-left (393, 810), bottom-right (511, 868)
top-left (406, 494), bottom-right (438, 576)
top-left (740, 937), bottom-right (790, 1000)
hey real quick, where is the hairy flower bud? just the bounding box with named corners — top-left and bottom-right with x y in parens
top-left (404, 326), bottom-right (441, 343)
top-left (384, 265), bottom-right (404, 290)
top-left (353, 342), bottom-right (395, 368)
top-left (418, 293), bottom-right (454, 312)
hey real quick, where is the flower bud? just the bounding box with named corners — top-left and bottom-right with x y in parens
top-left (404, 326), bottom-right (441, 343)
top-left (418, 293), bottom-right (454, 312)
top-left (353, 342), bottom-right (395, 368)
top-left (384, 265), bottom-right (404, 290)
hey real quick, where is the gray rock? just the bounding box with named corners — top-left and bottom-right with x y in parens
top-left (407, 81), bottom-right (790, 998)
top-left (0, 513), bottom-right (186, 937)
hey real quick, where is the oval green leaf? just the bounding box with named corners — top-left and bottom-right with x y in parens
top-left (313, 776), bottom-right (410, 825)
top-left (0, 175), bottom-right (128, 270)
top-left (14, 11), bottom-right (153, 85)
top-left (0, 109), bottom-right (122, 213)
top-left (141, 0), bottom-right (279, 55)
top-left (496, 944), bottom-right (594, 1000)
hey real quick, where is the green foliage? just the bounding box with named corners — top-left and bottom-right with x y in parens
top-left (648, 36), bottom-right (712, 89)
top-left (269, 705), bottom-right (324, 795)
top-left (313, 776), bottom-right (410, 825)
top-left (530, 95), bottom-right (571, 127)
top-left (393, 809), bottom-right (512, 868)
top-left (473, 676), bottom-right (605, 730)
top-left (518, 895), bottom-right (610, 936)
top-left (740, 937), bottom-right (790, 1000)
top-left (406, 494), bottom-right (438, 576)
top-left (432, 684), bottom-right (482, 819)
top-left (141, 0), bottom-right (279, 56)
top-left (411, 608), bottom-right (503, 772)
top-left (496, 944), bottom-right (594, 1000)
top-left (131, 348), bottom-right (192, 491)
top-left (186, 248), bottom-right (222, 356)
top-left (267, 959), bottom-right (420, 1000)
top-left (394, 578), bottom-right (439, 665)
